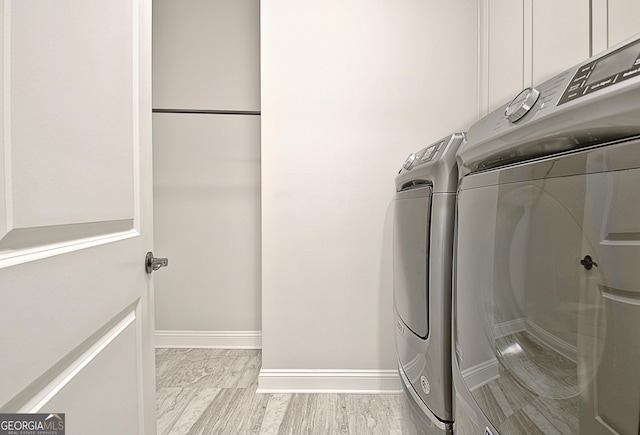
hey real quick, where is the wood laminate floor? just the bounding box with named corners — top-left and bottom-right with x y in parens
top-left (469, 331), bottom-right (579, 435)
top-left (156, 348), bottom-right (412, 434)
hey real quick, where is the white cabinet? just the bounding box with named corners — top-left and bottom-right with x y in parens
top-left (595, 0), bottom-right (640, 50)
top-left (481, 0), bottom-right (590, 114)
top-left (483, 0), bottom-right (525, 113)
top-left (531, 0), bottom-right (590, 85)
top-left (482, 0), bottom-right (640, 116)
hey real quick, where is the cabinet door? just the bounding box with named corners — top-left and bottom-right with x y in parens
top-left (486, 0), bottom-right (525, 113)
top-left (608, 0), bottom-right (640, 48)
top-left (482, 0), bottom-right (590, 112)
top-left (531, 0), bottom-right (590, 85)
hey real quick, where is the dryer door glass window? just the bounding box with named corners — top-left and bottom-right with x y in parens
top-left (394, 186), bottom-right (432, 339)
top-left (455, 161), bottom-right (640, 434)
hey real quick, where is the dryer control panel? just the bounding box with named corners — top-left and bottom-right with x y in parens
top-left (401, 139), bottom-right (445, 172)
top-left (395, 133), bottom-right (465, 194)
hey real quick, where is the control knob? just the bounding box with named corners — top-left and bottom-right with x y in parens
top-left (403, 153), bottom-right (417, 171)
top-left (505, 87), bottom-right (540, 123)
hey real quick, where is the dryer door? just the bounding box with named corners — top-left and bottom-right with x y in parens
top-left (394, 185), bottom-right (432, 339)
top-left (454, 143), bottom-right (640, 434)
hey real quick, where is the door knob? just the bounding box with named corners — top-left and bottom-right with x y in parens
top-left (146, 251), bottom-right (168, 273)
top-left (580, 255), bottom-right (598, 270)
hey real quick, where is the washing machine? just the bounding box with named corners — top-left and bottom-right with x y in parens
top-left (394, 133), bottom-right (465, 434)
top-left (453, 34), bottom-right (640, 434)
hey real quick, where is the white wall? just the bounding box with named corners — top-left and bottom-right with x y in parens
top-left (152, 0), bottom-right (260, 111)
top-left (153, 114), bottom-right (261, 331)
top-left (260, 0), bottom-right (479, 389)
top-left (153, 0), bottom-right (261, 348)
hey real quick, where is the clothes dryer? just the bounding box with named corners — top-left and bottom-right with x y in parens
top-left (453, 34), bottom-right (640, 434)
top-left (394, 133), bottom-right (465, 434)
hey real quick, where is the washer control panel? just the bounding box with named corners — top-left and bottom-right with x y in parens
top-left (558, 38), bottom-right (640, 105)
top-left (458, 34), bottom-right (640, 177)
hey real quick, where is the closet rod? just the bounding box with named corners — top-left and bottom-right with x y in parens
top-left (153, 109), bottom-right (260, 115)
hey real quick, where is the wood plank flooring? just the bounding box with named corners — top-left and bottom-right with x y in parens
top-left (469, 331), bottom-right (579, 434)
top-left (156, 348), bottom-right (409, 434)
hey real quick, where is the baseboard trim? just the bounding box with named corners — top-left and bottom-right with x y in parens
top-left (155, 330), bottom-right (262, 349)
top-left (493, 318), bottom-right (527, 339)
top-left (256, 369), bottom-right (401, 394)
top-left (526, 320), bottom-right (577, 363)
top-left (462, 358), bottom-right (499, 392)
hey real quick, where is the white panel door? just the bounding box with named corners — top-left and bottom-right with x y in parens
top-left (0, 1), bottom-right (155, 434)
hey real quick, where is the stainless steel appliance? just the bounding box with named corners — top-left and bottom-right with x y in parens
top-left (453, 34), bottom-right (640, 434)
top-left (394, 133), bottom-right (465, 434)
